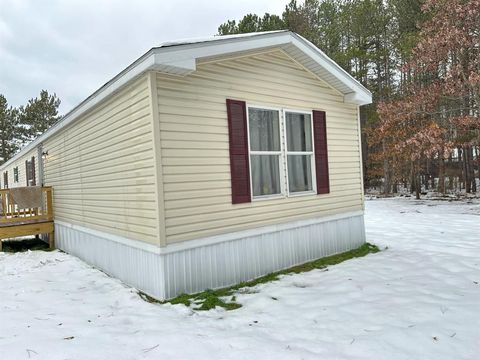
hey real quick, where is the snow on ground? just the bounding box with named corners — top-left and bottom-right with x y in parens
top-left (1, 198), bottom-right (479, 360)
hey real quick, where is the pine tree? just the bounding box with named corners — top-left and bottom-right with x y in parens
top-left (215, 0), bottom-right (480, 195)
top-left (18, 90), bottom-right (61, 143)
top-left (375, 0), bottom-right (480, 194)
top-left (218, 13), bottom-right (285, 35)
top-left (0, 95), bottom-right (21, 165)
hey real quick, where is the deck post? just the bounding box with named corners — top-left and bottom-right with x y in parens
top-left (0, 187), bottom-right (54, 250)
top-left (46, 188), bottom-right (54, 220)
top-left (49, 230), bottom-right (55, 249)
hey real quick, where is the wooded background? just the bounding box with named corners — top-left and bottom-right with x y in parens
top-left (0, 90), bottom-right (60, 165)
top-left (219, 0), bottom-right (480, 196)
top-left (1, 0), bottom-right (478, 198)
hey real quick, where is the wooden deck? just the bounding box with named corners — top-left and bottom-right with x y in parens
top-left (0, 187), bottom-right (54, 251)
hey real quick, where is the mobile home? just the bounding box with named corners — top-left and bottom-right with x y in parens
top-left (0, 31), bottom-right (372, 299)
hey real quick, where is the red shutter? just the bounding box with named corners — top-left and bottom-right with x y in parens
top-left (313, 110), bottom-right (330, 194)
top-left (25, 160), bottom-right (29, 186)
top-left (31, 157), bottom-right (36, 186)
top-left (226, 99), bottom-right (251, 204)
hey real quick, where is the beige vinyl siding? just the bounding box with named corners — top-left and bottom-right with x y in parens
top-left (156, 49), bottom-right (363, 244)
top-left (1, 149), bottom-right (38, 188)
top-left (43, 75), bottom-right (160, 245)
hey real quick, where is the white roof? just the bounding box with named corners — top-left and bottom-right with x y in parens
top-left (153, 31), bottom-right (371, 103)
top-left (1, 31), bottom-right (371, 169)
top-left (157, 30), bottom-right (286, 47)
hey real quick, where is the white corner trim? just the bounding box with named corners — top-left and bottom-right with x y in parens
top-left (55, 210), bottom-right (364, 256)
top-left (147, 71), bottom-right (167, 247)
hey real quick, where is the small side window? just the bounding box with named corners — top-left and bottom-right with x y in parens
top-left (3, 171), bottom-right (8, 189)
top-left (25, 157), bottom-right (36, 186)
top-left (13, 167), bottom-right (19, 183)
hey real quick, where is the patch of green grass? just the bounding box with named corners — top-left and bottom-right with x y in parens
top-left (138, 291), bottom-right (163, 304)
top-left (168, 293), bottom-right (192, 306)
top-left (195, 290), bottom-right (242, 311)
top-left (143, 242), bottom-right (380, 311)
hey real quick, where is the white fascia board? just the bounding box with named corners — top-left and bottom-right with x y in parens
top-left (152, 31), bottom-right (372, 105)
top-left (153, 31), bottom-right (292, 64)
top-left (152, 55), bottom-right (196, 72)
top-left (0, 52), bottom-right (158, 170)
top-left (290, 33), bottom-right (372, 105)
top-left (158, 30), bottom-right (288, 48)
top-left (0, 35), bottom-right (294, 172)
top-left (1, 31), bottom-right (372, 170)
top-left (344, 91), bottom-right (373, 106)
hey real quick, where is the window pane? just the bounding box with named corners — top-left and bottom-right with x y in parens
top-left (251, 155), bottom-right (281, 196)
top-left (248, 108), bottom-right (280, 151)
top-left (288, 155), bottom-right (313, 193)
top-left (286, 112), bottom-right (312, 152)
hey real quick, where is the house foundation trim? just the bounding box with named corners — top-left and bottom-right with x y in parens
top-left (55, 212), bottom-right (366, 300)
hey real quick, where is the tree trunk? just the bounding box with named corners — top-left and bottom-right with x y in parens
top-left (458, 147), bottom-right (464, 191)
top-left (424, 159), bottom-right (430, 190)
top-left (463, 146), bottom-right (471, 193)
top-left (382, 140), bottom-right (390, 195)
top-left (410, 164), bottom-right (415, 194)
top-left (447, 154), bottom-right (454, 191)
top-left (360, 107), bottom-right (369, 192)
top-left (468, 146), bottom-right (476, 193)
top-left (476, 146), bottom-right (480, 192)
top-left (438, 151), bottom-right (446, 194)
top-left (415, 172), bottom-right (421, 200)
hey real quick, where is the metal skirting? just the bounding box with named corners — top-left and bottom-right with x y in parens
top-left (55, 223), bottom-right (166, 299)
top-left (55, 213), bottom-right (365, 300)
top-left (161, 214), bottom-right (365, 298)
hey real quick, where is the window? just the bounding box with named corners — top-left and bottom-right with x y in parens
top-left (247, 106), bottom-right (316, 200)
top-left (25, 156), bottom-right (36, 186)
top-left (248, 107), bottom-right (282, 198)
top-left (285, 111), bottom-right (314, 194)
top-left (13, 167), bottom-right (19, 183)
top-left (3, 171), bottom-right (8, 189)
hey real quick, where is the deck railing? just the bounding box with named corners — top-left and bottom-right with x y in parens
top-left (0, 186), bottom-right (54, 224)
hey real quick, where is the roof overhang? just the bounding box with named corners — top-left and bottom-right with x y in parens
top-left (0, 31), bottom-right (371, 170)
top-left (148, 30), bottom-right (372, 105)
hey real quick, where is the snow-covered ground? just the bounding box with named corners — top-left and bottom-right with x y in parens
top-left (1, 198), bottom-right (479, 360)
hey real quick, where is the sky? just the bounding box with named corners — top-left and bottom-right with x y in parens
top-left (0, 0), bottom-right (287, 113)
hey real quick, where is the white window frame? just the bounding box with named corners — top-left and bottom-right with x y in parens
top-left (13, 167), bottom-right (19, 183)
top-left (247, 104), bottom-right (286, 201)
top-left (246, 104), bottom-right (317, 201)
top-left (283, 108), bottom-right (317, 197)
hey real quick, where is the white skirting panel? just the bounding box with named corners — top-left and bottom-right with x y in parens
top-left (162, 213), bottom-right (365, 298)
top-left (55, 222), bottom-right (167, 299)
top-left (55, 212), bottom-right (365, 300)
